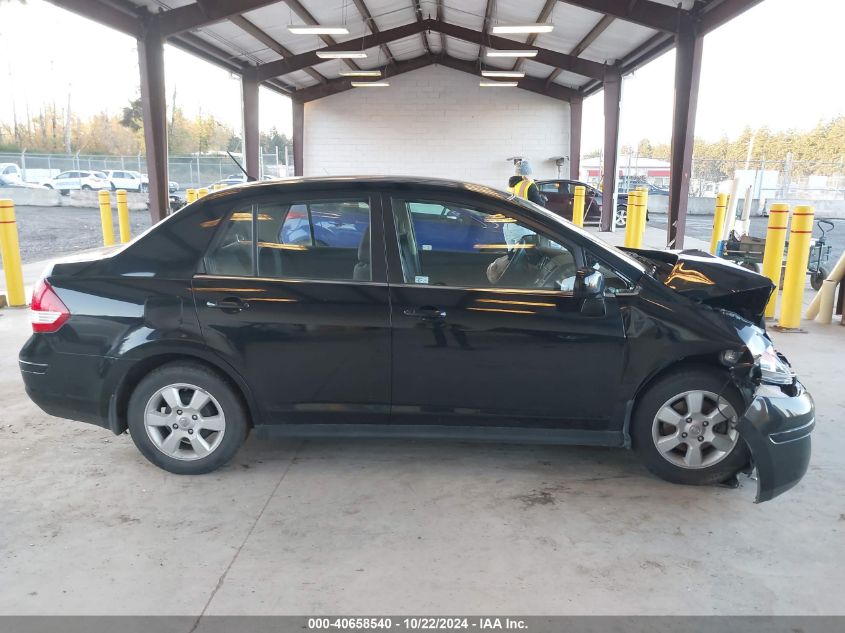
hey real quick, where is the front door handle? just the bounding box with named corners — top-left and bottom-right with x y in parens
top-left (206, 297), bottom-right (250, 312)
top-left (404, 306), bottom-right (446, 320)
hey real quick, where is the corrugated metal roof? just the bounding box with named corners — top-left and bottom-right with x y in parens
top-left (90, 0), bottom-right (761, 98)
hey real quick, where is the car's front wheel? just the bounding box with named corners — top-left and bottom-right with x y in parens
top-left (127, 362), bottom-right (249, 474)
top-left (615, 205), bottom-right (627, 228)
top-left (632, 367), bottom-right (749, 486)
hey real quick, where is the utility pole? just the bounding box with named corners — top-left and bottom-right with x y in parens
top-left (64, 84), bottom-right (72, 154)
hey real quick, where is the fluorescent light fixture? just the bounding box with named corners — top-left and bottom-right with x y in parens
top-left (491, 24), bottom-right (554, 34)
top-left (485, 49), bottom-right (538, 58)
top-left (351, 81), bottom-right (390, 87)
top-left (287, 25), bottom-right (350, 35)
top-left (481, 70), bottom-right (526, 78)
top-left (479, 81), bottom-right (518, 87)
top-left (316, 51), bottom-right (367, 59)
top-left (339, 69), bottom-right (382, 77)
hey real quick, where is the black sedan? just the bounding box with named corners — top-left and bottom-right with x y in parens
top-left (19, 177), bottom-right (814, 502)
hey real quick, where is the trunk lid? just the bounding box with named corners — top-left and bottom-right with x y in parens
top-left (625, 248), bottom-right (774, 323)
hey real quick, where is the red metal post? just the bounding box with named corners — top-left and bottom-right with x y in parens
top-left (292, 100), bottom-right (304, 177)
top-left (242, 69), bottom-right (260, 180)
top-left (667, 17), bottom-right (703, 249)
top-left (570, 96), bottom-right (583, 180)
top-left (137, 22), bottom-right (169, 223)
top-left (601, 69), bottom-right (621, 232)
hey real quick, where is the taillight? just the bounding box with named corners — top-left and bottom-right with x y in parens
top-left (30, 279), bottom-right (70, 333)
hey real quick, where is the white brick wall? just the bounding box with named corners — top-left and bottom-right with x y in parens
top-left (303, 64), bottom-right (570, 189)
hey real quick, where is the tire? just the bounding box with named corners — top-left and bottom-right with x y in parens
top-left (615, 205), bottom-right (628, 228)
top-left (140, 183), bottom-right (148, 193)
top-left (43, 184), bottom-right (53, 190)
top-left (811, 267), bottom-right (828, 291)
top-left (60, 190), bottom-right (69, 196)
top-left (127, 362), bottom-right (250, 474)
top-left (81, 185), bottom-right (92, 191)
top-left (631, 366), bottom-right (749, 486)
top-left (110, 182), bottom-right (117, 191)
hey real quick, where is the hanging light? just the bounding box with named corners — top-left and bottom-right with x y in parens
top-left (479, 81), bottom-right (518, 87)
top-left (485, 49), bottom-right (538, 58)
top-left (339, 69), bottom-right (382, 77)
top-left (351, 81), bottom-right (390, 87)
top-left (316, 51), bottom-right (367, 59)
top-left (491, 24), bottom-right (554, 34)
top-left (481, 70), bottom-right (526, 78)
top-left (288, 25), bottom-right (350, 35)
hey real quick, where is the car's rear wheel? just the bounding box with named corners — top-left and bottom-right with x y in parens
top-left (127, 362), bottom-right (249, 474)
top-left (81, 185), bottom-right (92, 191)
top-left (632, 367), bottom-right (749, 486)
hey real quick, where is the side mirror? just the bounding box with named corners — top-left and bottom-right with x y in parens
top-left (575, 268), bottom-right (605, 297)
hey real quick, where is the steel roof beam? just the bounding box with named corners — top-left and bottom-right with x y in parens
top-left (351, 0), bottom-right (396, 65)
top-left (413, 0), bottom-right (432, 55)
top-left (557, 0), bottom-right (683, 33)
top-left (285, 0), bottom-right (361, 71)
top-left (512, 0), bottom-right (558, 71)
top-left (544, 13), bottom-right (614, 87)
top-left (229, 15), bottom-right (327, 84)
top-left (49, 0), bottom-right (142, 38)
top-left (157, 0), bottom-right (280, 38)
top-left (436, 0), bottom-right (447, 54)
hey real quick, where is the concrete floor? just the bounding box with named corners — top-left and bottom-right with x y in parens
top-left (1, 229), bottom-right (844, 617)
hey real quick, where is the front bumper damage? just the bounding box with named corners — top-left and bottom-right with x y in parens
top-left (736, 381), bottom-right (814, 503)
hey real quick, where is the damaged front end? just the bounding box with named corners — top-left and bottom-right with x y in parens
top-left (627, 248), bottom-right (814, 502)
top-left (720, 318), bottom-right (814, 502)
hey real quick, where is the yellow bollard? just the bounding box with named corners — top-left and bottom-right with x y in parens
top-left (761, 203), bottom-right (790, 319)
top-left (98, 190), bottom-right (115, 247)
top-left (778, 205), bottom-right (815, 330)
top-left (572, 185), bottom-right (585, 228)
top-left (0, 199), bottom-right (26, 307)
top-left (116, 189), bottom-right (131, 244)
top-left (623, 190), bottom-right (640, 248)
top-left (197, 188), bottom-right (209, 198)
top-left (635, 186), bottom-right (648, 249)
top-left (186, 188), bottom-right (197, 203)
top-left (710, 193), bottom-right (728, 255)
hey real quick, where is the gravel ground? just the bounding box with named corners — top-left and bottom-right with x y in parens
top-left (13, 205), bottom-right (153, 263)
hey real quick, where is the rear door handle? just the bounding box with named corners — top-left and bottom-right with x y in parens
top-left (404, 306), bottom-right (446, 320)
top-left (206, 297), bottom-right (250, 312)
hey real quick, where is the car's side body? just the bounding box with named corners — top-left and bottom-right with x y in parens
top-left (19, 177), bottom-right (814, 501)
top-left (44, 170), bottom-right (111, 192)
top-left (103, 170), bottom-right (147, 192)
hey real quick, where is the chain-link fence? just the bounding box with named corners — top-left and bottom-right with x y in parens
top-left (689, 158), bottom-right (845, 200)
top-left (0, 151), bottom-right (294, 190)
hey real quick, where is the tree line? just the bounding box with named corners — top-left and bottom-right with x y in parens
top-left (0, 98), bottom-right (293, 158)
top-left (593, 116), bottom-right (845, 180)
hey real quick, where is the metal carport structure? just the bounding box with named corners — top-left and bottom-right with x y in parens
top-left (49, 0), bottom-right (763, 248)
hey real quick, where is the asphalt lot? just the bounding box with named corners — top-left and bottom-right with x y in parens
top-left (652, 214), bottom-right (845, 266)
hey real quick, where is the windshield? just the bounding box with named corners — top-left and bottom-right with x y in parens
top-left (507, 192), bottom-right (647, 274)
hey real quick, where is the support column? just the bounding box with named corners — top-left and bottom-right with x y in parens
top-left (601, 69), bottom-right (622, 232)
top-left (668, 17), bottom-right (704, 249)
top-left (242, 69), bottom-right (260, 180)
top-left (569, 96), bottom-right (582, 181)
top-left (292, 100), bottom-right (304, 177)
top-left (137, 22), bottom-right (169, 223)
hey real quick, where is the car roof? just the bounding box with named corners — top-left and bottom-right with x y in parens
top-left (199, 175), bottom-right (513, 201)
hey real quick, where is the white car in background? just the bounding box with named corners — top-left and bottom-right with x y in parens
top-left (103, 170), bottom-right (148, 192)
top-left (0, 163), bottom-right (23, 186)
top-left (42, 170), bottom-right (111, 195)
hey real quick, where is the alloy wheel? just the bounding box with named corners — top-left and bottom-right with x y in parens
top-left (651, 389), bottom-right (739, 469)
top-left (144, 383), bottom-right (226, 461)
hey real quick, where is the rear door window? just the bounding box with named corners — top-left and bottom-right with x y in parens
top-left (203, 198), bottom-right (372, 282)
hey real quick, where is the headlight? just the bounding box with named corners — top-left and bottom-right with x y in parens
top-left (756, 343), bottom-right (795, 385)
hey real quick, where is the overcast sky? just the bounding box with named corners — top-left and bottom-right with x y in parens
top-left (1, 0), bottom-right (843, 152)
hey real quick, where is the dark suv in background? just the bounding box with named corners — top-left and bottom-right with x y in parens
top-left (536, 179), bottom-right (661, 228)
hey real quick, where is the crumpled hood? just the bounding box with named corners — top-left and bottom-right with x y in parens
top-left (624, 247), bottom-right (775, 323)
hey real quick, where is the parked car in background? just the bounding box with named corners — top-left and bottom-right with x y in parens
top-left (619, 179), bottom-right (670, 196)
top-left (168, 180), bottom-right (179, 193)
top-left (0, 163), bottom-right (23, 186)
top-left (207, 177), bottom-right (246, 189)
top-left (103, 170), bottom-right (148, 192)
top-left (42, 170), bottom-right (111, 195)
top-left (19, 176), bottom-right (814, 503)
top-left (536, 179), bottom-right (652, 228)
